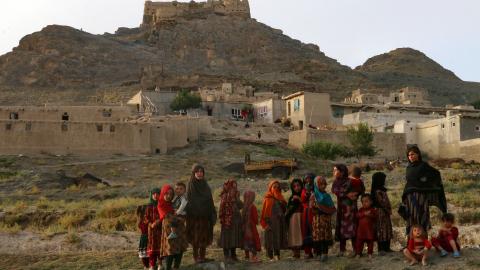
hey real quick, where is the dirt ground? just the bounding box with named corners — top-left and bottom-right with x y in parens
top-left (1, 139), bottom-right (480, 269)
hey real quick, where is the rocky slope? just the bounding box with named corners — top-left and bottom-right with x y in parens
top-left (355, 48), bottom-right (480, 105)
top-left (0, 15), bottom-right (479, 105)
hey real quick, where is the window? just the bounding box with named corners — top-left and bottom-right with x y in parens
top-left (110, 125), bottom-right (115, 132)
top-left (102, 109), bottom-right (112, 117)
top-left (294, 99), bottom-right (301, 112)
top-left (5, 123), bottom-right (12, 131)
top-left (9, 112), bottom-right (19, 120)
top-left (231, 108), bottom-right (241, 119)
top-left (62, 112), bottom-right (69, 121)
top-left (25, 122), bottom-right (32, 131)
top-left (452, 122), bottom-right (456, 127)
top-left (96, 124), bottom-right (103, 132)
top-left (257, 106), bottom-right (268, 118)
top-left (475, 126), bottom-right (480, 132)
top-left (287, 101), bottom-right (291, 116)
top-left (441, 124), bottom-right (445, 129)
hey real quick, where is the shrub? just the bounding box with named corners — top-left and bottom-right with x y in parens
top-left (170, 89), bottom-right (202, 112)
top-left (58, 212), bottom-right (89, 230)
top-left (347, 123), bottom-right (377, 158)
top-left (302, 141), bottom-right (351, 160)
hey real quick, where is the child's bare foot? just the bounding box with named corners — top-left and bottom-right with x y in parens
top-left (422, 259), bottom-right (428, 266)
top-left (409, 259), bottom-right (418, 266)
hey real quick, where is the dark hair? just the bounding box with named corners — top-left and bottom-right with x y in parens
top-left (290, 178), bottom-right (304, 195)
top-left (136, 205), bottom-right (147, 221)
top-left (351, 166), bottom-right (362, 178)
top-left (442, 213), bottom-right (455, 223)
top-left (175, 182), bottom-right (186, 189)
top-left (334, 164), bottom-right (349, 179)
top-left (361, 193), bottom-right (372, 201)
top-left (406, 145), bottom-right (423, 162)
top-left (371, 172), bottom-right (387, 208)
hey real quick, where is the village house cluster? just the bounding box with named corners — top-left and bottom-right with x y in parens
top-left (2, 82), bottom-right (480, 162)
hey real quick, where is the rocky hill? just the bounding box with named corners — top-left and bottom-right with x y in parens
top-left (0, 14), bottom-right (479, 105)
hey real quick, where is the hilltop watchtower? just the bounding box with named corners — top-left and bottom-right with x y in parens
top-left (142, 0), bottom-right (250, 27)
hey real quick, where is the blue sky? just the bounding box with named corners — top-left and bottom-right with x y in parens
top-left (0, 0), bottom-right (478, 81)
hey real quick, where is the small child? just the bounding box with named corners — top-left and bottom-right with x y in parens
top-left (285, 179), bottom-right (304, 259)
top-left (355, 194), bottom-right (377, 259)
top-left (310, 176), bottom-right (336, 262)
top-left (169, 182), bottom-right (188, 240)
top-left (158, 185), bottom-right (188, 270)
top-left (136, 205), bottom-right (149, 270)
top-left (403, 225), bottom-right (432, 266)
top-left (431, 213), bottom-right (461, 258)
top-left (242, 190), bottom-right (261, 263)
top-left (371, 172), bottom-right (393, 254)
top-left (348, 166), bottom-right (366, 200)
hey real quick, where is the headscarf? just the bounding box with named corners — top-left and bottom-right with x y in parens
top-left (314, 176), bottom-right (334, 207)
top-left (285, 178), bottom-right (303, 221)
top-left (260, 180), bottom-right (286, 228)
top-left (149, 187), bottom-right (161, 206)
top-left (219, 179), bottom-right (239, 228)
top-left (157, 184), bottom-right (174, 222)
top-left (186, 164), bottom-right (216, 223)
top-left (331, 164), bottom-right (350, 196)
top-left (403, 147), bottom-right (447, 214)
top-left (303, 173), bottom-right (316, 192)
top-left (371, 172), bottom-right (387, 208)
top-left (242, 190), bottom-right (256, 222)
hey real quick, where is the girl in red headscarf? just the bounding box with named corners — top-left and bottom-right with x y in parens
top-left (261, 180), bottom-right (288, 261)
top-left (158, 184), bottom-right (188, 270)
top-left (218, 179), bottom-right (244, 263)
top-left (242, 190), bottom-right (261, 263)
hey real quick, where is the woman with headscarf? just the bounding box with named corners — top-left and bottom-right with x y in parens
top-left (242, 190), bottom-right (261, 263)
top-left (301, 173), bottom-right (316, 258)
top-left (218, 179), bottom-right (244, 263)
top-left (146, 187), bottom-right (162, 270)
top-left (261, 180), bottom-right (288, 261)
top-left (186, 164), bottom-right (217, 263)
top-left (310, 176), bottom-right (336, 262)
top-left (402, 146), bottom-right (447, 236)
top-left (285, 178), bottom-right (304, 259)
top-left (158, 184), bottom-right (188, 270)
top-left (331, 164), bottom-right (357, 256)
top-left (371, 172), bottom-right (393, 253)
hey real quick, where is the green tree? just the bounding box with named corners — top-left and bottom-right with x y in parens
top-left (347, 123), bottom-right (376, 158)
top-left (170, 90), bottom-right (202, 112)
top-left (302, 141), bottom-right (352, 160)
top-left (471, 100), bottom-right (480, 110)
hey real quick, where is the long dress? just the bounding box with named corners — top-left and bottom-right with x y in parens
top-left (264, 200), bottom-right (288, 251)
top-left (310, 194), bottom-right (333, 244)
top-left (332, 178), bottom-right (356, 241)
top-left (218, 200), bottom-right (244, 249)
top-left (243, 205), bottom-right (261, 252)
top-left (160, 214), bottom-right (188, 257)
top-left (301, 189), bottom-right (314, 248)
top-left (375, 190), bottom-right (393, 242)
top-left (146, 204), bottom-right (162, 257)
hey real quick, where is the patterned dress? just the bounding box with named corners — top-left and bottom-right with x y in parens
top-left (160, 215), bottom-right (188, 257)
top-left (310, 194), bottom-right (333, 244)
top-left (332, 178), bottom-right (356, 240)
top-left (146, 204), bottom-right (162, 256)
top-left (375, 190), bottom-right (393, 242)
top-left (218, 200), bottom-right (244, 249)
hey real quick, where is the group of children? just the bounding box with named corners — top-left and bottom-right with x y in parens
top-left (135, 165), bottom-right (461, 269)
top-left (136, 182), bottom-right (189, 270)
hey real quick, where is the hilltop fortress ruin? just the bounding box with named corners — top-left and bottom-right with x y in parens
top-left (142, 0), bottom-right (250, 27)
